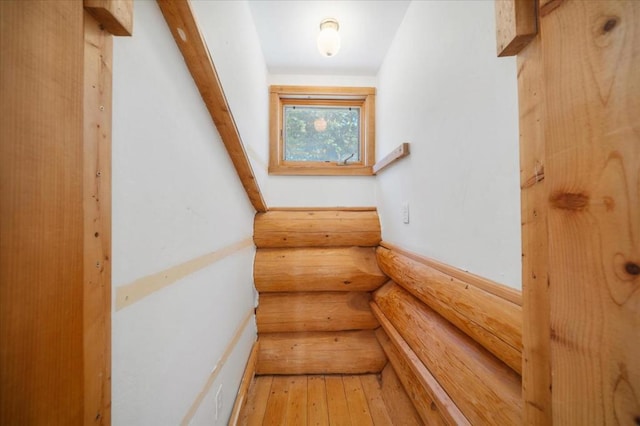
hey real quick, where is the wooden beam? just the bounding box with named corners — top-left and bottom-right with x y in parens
top-left (83, 10), bottom-right (113, 425)
top-left (495, 0), bottom-right (537, 57)
top-left (254, 247), bottom-right (387, 293)
top-left (373, 143), bottom-right (410, 174)
top-left (157, 0), bottom-right (267, 212)
top-left (84, 0), bottom-right (133, 36)
top-left (254, 210), bottom-right (381, 248)
top-left (374, 282), bottom-right (522, 424)
top-left (256, 331), bottom-right (387, 375)
top-left (256, 292), bottom-right (378, 333)
top-left (0, 1), bottom-right (85, 422)
top-left (376, 247), bottom-right (522, 373)
top-left (374, 311), bottom-right (468, 425)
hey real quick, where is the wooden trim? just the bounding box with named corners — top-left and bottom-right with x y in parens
top-left (268, 85), bottom-right (376, 176)
top-left (517, 34), bottom-right (551, 424)
top-left (379, 241), bottom-right (522, 305)
top-left (83, 11), bottom-right (113, 425)
top-left (495, 0), bottom-right (537, 57)
top-left (373, 143), bottom-right (410, 174)
top-left (377, 246), bottom-right (522, 373)
top-left (181, 309), bottom-right (254, 426)
top-left (83, 0), bottom-right (133, 36)
top-left (373, 303), bottom-right (469, 426)
top-left (228, 341), bottom-right (259, 426)
top-left (157, 0), bottom-right (267, 212)
top-left (267, 206), bottom-right (377, 212)
top-left (116, 238), bottom-right (253, 310)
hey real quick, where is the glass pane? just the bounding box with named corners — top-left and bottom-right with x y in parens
top-left (283, 105), bottom-right (360, 162)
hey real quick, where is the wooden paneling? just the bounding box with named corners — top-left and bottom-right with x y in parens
top-left (379, 365), bottom-right (424, 426)
top-left (376, 247), bottom-right (522, 373)
top-left (84, 0), bottom-right (133, 36)
top-left (254, 210), bottom-right (381, 248)
top-left (495, 0), bottom-right (537, 56)
top-left (517, 34), bottom-right (552, 425)
top-left (539, 2), bottom-right (640, 424)
top-left (0, 1), bottom-right (85, 423)
top-left (157, 0), bottom-right (267, 212)
top-left (373, 306), bottom-right (468, 426)
top-left (255, 247), bottom-right (387, 292)
top-left (374, 283), bottom-right (522, 425)
top-left (256, 292), bottom-right (378, 333)
top-left (256, 331), bottom-right (386, 375)
top-left (83, 10), bottom-right (113, 425)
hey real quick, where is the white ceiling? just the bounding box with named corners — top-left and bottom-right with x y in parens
top-left (248, 1), bottom-right (411, 76)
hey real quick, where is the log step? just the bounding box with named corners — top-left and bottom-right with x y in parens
top-left (254, 247), bottom-right (387, 292)
top-left (254, 210), bottom-right (381, 248)
top-left (256, 330), bottom-right (387, 375)
top-left (256, 292), bottom-right (378, 333)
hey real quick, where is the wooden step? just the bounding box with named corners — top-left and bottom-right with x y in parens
top-left (256, 292), bottom-right (378, 333)
top-left (254, 210), bottom-right (381, 248)
top-left (254, 247), bottom-right (387, 292)
top-left (256, 330), bottom-right (386, 375)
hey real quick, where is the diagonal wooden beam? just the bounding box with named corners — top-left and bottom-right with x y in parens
top-left (157, 0), bottom-right (267, 212)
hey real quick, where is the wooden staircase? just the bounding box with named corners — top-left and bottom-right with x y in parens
top-left (253, 209), bottom-right (388, 375)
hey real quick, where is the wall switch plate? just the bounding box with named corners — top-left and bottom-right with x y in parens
top-left (215, 385), bottom-right (223, 421)
top-left (402, 202), bottom-right (410, 224)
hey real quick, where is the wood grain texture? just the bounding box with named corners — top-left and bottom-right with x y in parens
top-left (379, 241), bottom-right (522, 305)
top-left (325, 376), bottom-right (351, 425)
top-left (256, 292), bottom-right (378, 333)
top-left (256, 331), bottom-right (386, 375)
top-left (377, 247), bottom-right (522, 373)
top-left (373, 305), bottom-right (469, 426)
top-left (228, 341), bottom-right (259, 426)
top-left (307, 376), bottom-right (330, 425)
top-left (359, 375), bottom-right (394, 426)
top-left (254, 210), bottom-right (381, 248)
top-left (238, 375), bottom-right (272, 426)
top-left (517, 34), bottom-right (552, 425)
top-left (495, 0), bottom-right (537, 56)
top-left (540, 2), bottom-right (640, 424)
top-left (156, 0), bottom-right (267, 212)
top-left (374, 283), bottom-right (522, 425)
top-left (379, 365), bottom-right (424, 426)
top-left (254, 247), bottom-right (387, 292)
top-left (0, 1), bottom-right (85, 423)
top-left (83, 0), bottom-right (133, 36)
top-left (373, 142), bottom-right (410, 174)
top-left (83, 11), bottom-right (113, 425)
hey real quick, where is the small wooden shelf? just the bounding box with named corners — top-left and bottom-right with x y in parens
top-left (373, 143), bottom-right (410, 174)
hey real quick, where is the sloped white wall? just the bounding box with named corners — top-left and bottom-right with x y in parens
top-left (112, 1), bottom-right (256, 424)
top-left (375, 1), bottom-right (522, 288)
top-left (192, 0), bottom-right (376, 208)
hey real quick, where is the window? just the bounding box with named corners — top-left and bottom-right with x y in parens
top-left (269, 86), bottom-right (376, 175)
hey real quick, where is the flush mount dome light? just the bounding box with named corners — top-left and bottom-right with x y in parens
top-left (317, 18), bottom-right (340, 57)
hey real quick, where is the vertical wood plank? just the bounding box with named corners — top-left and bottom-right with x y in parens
top-left (517, 32), bottom-right (552, 425)
top-left (263, 376), bottom-right (289, 426)
top-left (83, 10), bottom-right (113, 426)
top-left (343, 376), bottom-right (374, 426)
top-left (240, 376), bottom-right (273, 426)
top-left (84, 0), bottom-right (133, 36)
top-left (0, 1), bottom-right (85, 423)
top-left (359, 375), bottom-right (394, 426)
top-left (326, 376), bottom-right (352, 425)
top-left (307, 376), bottom-right (329, 426)
top-left (540, 1), bottom-right (640, 424)
top-left (495, 0), bottom-right (537, 56)
top-left (284, 376), bottom-right (308, 425)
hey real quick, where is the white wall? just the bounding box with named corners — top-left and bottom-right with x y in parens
top-left (375, 1), bottom-right (521, 288)
top-left (112, 2), bottom-right (256, 424)
top-left (191, 0), bottom-right (377, 208)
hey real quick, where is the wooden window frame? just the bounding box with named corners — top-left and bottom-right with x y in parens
top-left (269, 85), bottom-right (376, 176)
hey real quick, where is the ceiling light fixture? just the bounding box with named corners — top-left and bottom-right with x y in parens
top-left (317, 18), bottom-right (340, 57)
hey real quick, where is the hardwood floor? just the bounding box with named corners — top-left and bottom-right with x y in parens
top-left (238, 374), bottom-right (394, 425)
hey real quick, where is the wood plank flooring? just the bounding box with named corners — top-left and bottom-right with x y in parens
top-left (238, 374), bottom-right (394, 425)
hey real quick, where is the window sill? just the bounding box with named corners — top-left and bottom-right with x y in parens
top-left (268, 165), bottom-right (374, 176)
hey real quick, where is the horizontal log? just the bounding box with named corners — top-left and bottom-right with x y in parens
top-left (256, 292), bottom-right (378, 333)
top-left (374, 283), bottom-right (522, 425)
top-left (379, 364), bottom-right (424, 426)
top-left (376, 247), bottom-right (522, 374)
top-left (373, 305), bottom-right (469, 426)
top-left (256, 330), bottom-right (386, 375)
top-left (254, 247), bottom-right (387, 292)
top-left (254, 210), bottom-right (381, 248)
